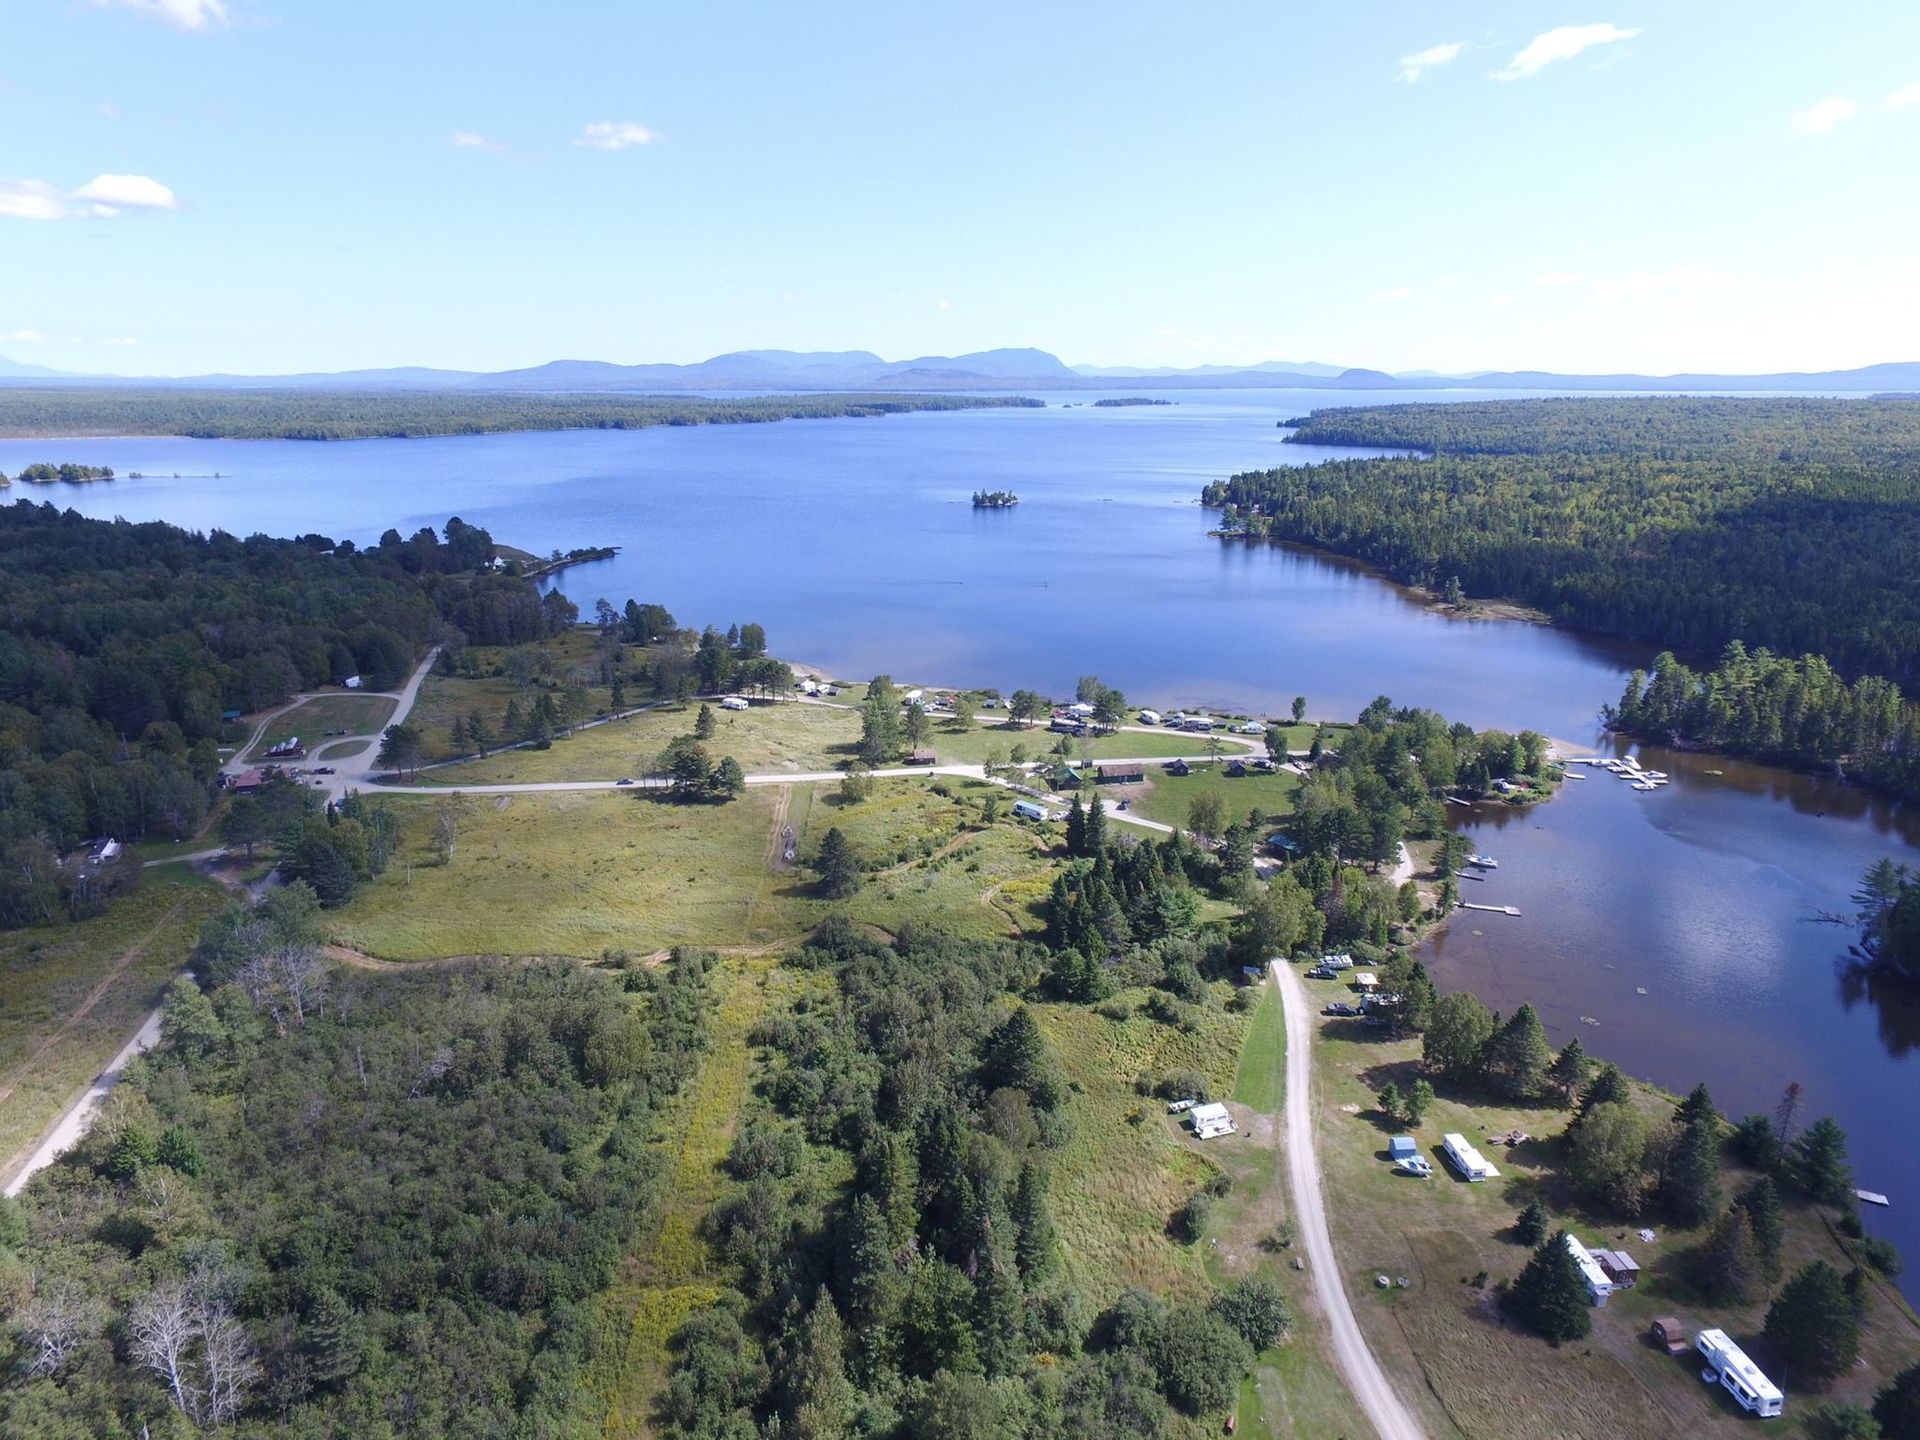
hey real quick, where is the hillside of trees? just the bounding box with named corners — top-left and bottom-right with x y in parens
top-left (1205, 397), bottom-right (1920, 687)
top-left (0, 950), bottom-right (716, 1436)
top-left (0, 389), bottom-right (1038, 441)
top-left (0, 503), bottom-right (573, 925)
top-left (1606, 644), bottom-right (1920, 800)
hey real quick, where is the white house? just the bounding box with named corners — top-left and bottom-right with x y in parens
top-left (1696, 1329), bottom-right (1785, 1418)
top-left (1189, 1102), bottom-right (1236, 1140)
top-left (1441, 1132), bottom-right (1500, 1182)
top-left (1563, 1233), bottom-right (1616, 1307)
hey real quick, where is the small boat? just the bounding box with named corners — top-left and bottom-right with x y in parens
top-left (1633, 780), bottom-right (1657, 792)
top-left (1857, 1189), bottom-right (1891, 1207)
top-left (1467, 853), bottom-right (1498, 869)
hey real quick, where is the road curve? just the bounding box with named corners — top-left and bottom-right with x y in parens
top-left (1270, 956), bottom-right (1426, 1440)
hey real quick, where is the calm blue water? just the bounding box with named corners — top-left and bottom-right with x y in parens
top-left (6, 387), bottom-right (1915, 1291)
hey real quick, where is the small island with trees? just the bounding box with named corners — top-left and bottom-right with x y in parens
top-left (1, 462), bottom-right (115, 486)
top-left (971, 489), bottom-right (1019, 508)
top-left (1093, 397), bottom-right (1173, 407)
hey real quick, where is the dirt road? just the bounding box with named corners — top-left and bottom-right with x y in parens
top-left (1271, 956), bottom-right (1427, 1440)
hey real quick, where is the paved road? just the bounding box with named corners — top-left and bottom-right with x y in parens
top-left (1270, 956), bottom-right (1426, 1440)
top-left (3, 1003), bottom-right (169, 1197)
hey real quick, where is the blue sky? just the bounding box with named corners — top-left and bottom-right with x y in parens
top-left (3, 1), bottom-right (1918, 376)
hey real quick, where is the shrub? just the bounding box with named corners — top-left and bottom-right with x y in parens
top-left (1211, 1276), bottom-right (1292, 1350)
top-left (1175, 1191), bottom-right (1213, 1243)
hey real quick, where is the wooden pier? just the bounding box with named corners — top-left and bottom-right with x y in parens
top-left (1460, 902), bottom-right (1522, 917)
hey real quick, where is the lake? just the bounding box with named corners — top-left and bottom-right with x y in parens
top-left (7, 387), bottom-right (1915, 1291)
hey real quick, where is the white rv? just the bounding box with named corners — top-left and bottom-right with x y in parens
top-left (1696, 1329), bottom-right (1784, 1418)
top-left (1189, 1102), bottom-right (1236, 1140)
top-left (1562, 1233), bottom-right (1616, 1307)
top-left (1441, 1132), bottom-right (1500, 1182)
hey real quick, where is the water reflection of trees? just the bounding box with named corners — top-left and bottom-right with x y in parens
top-left (1836, 953), bottom-right (1920, 1058)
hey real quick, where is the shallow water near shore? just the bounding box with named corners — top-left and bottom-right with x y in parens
top-left (8, 386), bottom-right (1916, 1295)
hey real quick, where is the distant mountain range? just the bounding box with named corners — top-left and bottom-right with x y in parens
top-left (4, 346), bottom-right (1918, 395)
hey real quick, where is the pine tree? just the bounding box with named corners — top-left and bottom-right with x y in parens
top-left (156, 1125), bottom-right (205, 1177)
top-left (107, 1126), bottom-right (158, 1179)
top-left (695, 703), bottom-right (717, 740)
top-left (1690, 1206), bottom-right (1759, 1303)
top-left (1011, 1161), bottom-right (1059, 1282)
top-left (786, 1289), bottom-right (856, 1440)
top-left (1548, 1038), bottom-right (1593, 1106)
top-left (1844, 1265), bottom-right (1872, 1320)
top-left (1874, 1360), bottom-right (1920, 1438)
top-left (983, 1007), bottom-right (1063, 1110)
top-left (1085, 794), bottom-right (1108, 856)
top-left (1578, 1062), bottom-right (1630, 1119)
top-left (1376, 1081), bottom-right (1403, 1124)
top-left (503, 695), bottom-right (524, 740)
top-left (1664, 1115), bottom-right (1724, 1227)
top-left (815, 828), bottom-right (859, 899)
top-left (1733, 1175), bottom-right (1785, 1283)
top-left (1791, 1117), bottom-right (1854, 1206)
top-left (1677, 1082), bottom-right (1720, 1130)
top-left (1515, 1198), bottom-right (1549, 1246)
top-left (1506, 1231), bottom-right (1593, 1343)
top-left (1484, 1003), bottom-right (1552, 1099)
top-left (1404, 1078), bottom-right (1435, 1126)
top-left (1766, 1261), bottom-right (1860, 1382)
top-left (304, 1289), bottom-right (363, 1387)
top-left (1065, 796), bottom-right (1087, 856)
top-left (449, 715), bottom-right (468, 753)
top-left (467, 710), bottom-right (492, 757)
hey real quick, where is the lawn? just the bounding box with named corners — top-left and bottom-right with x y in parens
top-left (326, 789), bottom-right (806, 960)
top-left (0, 871), bottom-right (227, 1182)
top-left (314, 737), bottom-right (371, 760)
top-left (1297, 965), bottom-right (1920, 1439)
top-left (410, 629), bottom-right (621, 762)
top-left (1230, 982), bottom-right (1287, 1113)
top-left (426, 700), bottom-right (861, 784)
top-left (1127, 763), bottom-right (1306, 831)
top-left (242, 692), bottom-right (396, 759)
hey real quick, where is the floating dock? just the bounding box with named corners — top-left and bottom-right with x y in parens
top-left (1857, 1189), bottom-right (1891, 1207)
top-left (1460, 902), bottom-right (1522, 917)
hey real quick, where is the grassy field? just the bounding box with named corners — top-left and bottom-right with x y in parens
top-left (0, 871), bottom-right (227, 1180)
top-left (1128, 763), bottom-right (1306, 831)
top-left (314, 737), bottom-right (371, 760)
top-left (1231, 983), bottom-right (1287, 1113)
top-left (1295, 965), bottom-right (1920, 1439)
top-left (327, 790), bottom-right (802, 960)
top-left (242, 692), bottom-right (396, 759)
top-left (427, 700), bottom-right (861, 784)
top-left (928, 723), bottom-right (1228, 766)
top-left (588, 951), bottom-right (821, 1439)
top-left (410, 630), bottom-right (620, 762)
top-left (806, 776), bottom-right (1059, 941)
top-left (326, 775), bottom-right (1064, 961)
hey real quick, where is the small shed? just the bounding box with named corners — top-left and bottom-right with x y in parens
top-left (1352, 972), bottom-right (1380, 991)
top-left (1224, 758), bottom-right (1247, 777)
top-left (1189, 1102), bottom-right (1236, 1140)
top-left (342, 675), bottom-right (364, 689)
top-left (1096, 763), bottom-right (1144, 784)
top-left (1595, 1250), bottom-right (1641, 1288)
top-left (221, 708), bottom-right (242, 722)
top-left (905, 747), bottom-right (936, 766)
top-left (1388, 1136), bottom-right (1418, 1161)
top-left (1164, 758), bottom-right (1191, 777)
top-left (1650, 1318), bottom-right (1689, 1355)
top-left (230, 768), bottom-right (264, 793)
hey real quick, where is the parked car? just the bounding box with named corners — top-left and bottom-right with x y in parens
top-left (1306, 966), bottom-right (1336, 980)
top-left (313, 766), bottom-right (336, 775)
top-left (616, 777), bottom-right (635, 786)
top-left (1323, 1002), bottom-right (1359, 1016)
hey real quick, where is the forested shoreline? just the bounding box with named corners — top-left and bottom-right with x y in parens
top-left (0, 389), bottom-right (1038, 442)
top-left (1204, 397), bottom-right (1920, 687)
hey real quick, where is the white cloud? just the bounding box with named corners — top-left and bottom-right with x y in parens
top-left (101, 336), bottom-right (143, 346)
top-left (1, 173), bottom-right (179, 221)
top-left (0, 180), bottom-right (67, 222)
top-left (935, 299), bottom-right (953, 310)
top-left (1494, 23), bottom-right (1641, 81)
top-left (1791, 95), bottom-right (1858, 135)
top-left (1589, 268), bottom-right (1731, 303)
top-left (99, 102), bottom-right (123, 120)
top-left (1535, 270), bottom-right (1583, 286)
top-left (92, 0), bottom-right (229, 30)
top-left (1883, 82), bottom-right (1919, 110)
top-left (450, 130), bottom-right (505, 152)
top-left (1398, 41), bottom-right (1465, 84)
top-left (1490, 292), bottom-right (1514, 307)
top-left (1374, 286), bottom-right (1414, 302)
top-left (575, 121), bottom-right (660, 151)
top-left (2, 329), bottom-right (46, 344)
top-left (72, 173), bottom-right (179, 214)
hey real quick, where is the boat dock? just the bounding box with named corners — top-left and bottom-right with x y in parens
top-left (1857, 1189), bottom-right (1891, 1207)
top-left (1460, 902), bottom-right (1522, 917)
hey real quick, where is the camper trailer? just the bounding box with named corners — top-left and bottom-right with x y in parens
top-left (1441, 1132), bottom-right (1500, 1182)
top-left (1696, 1329), bottom-right (1785, 1418)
